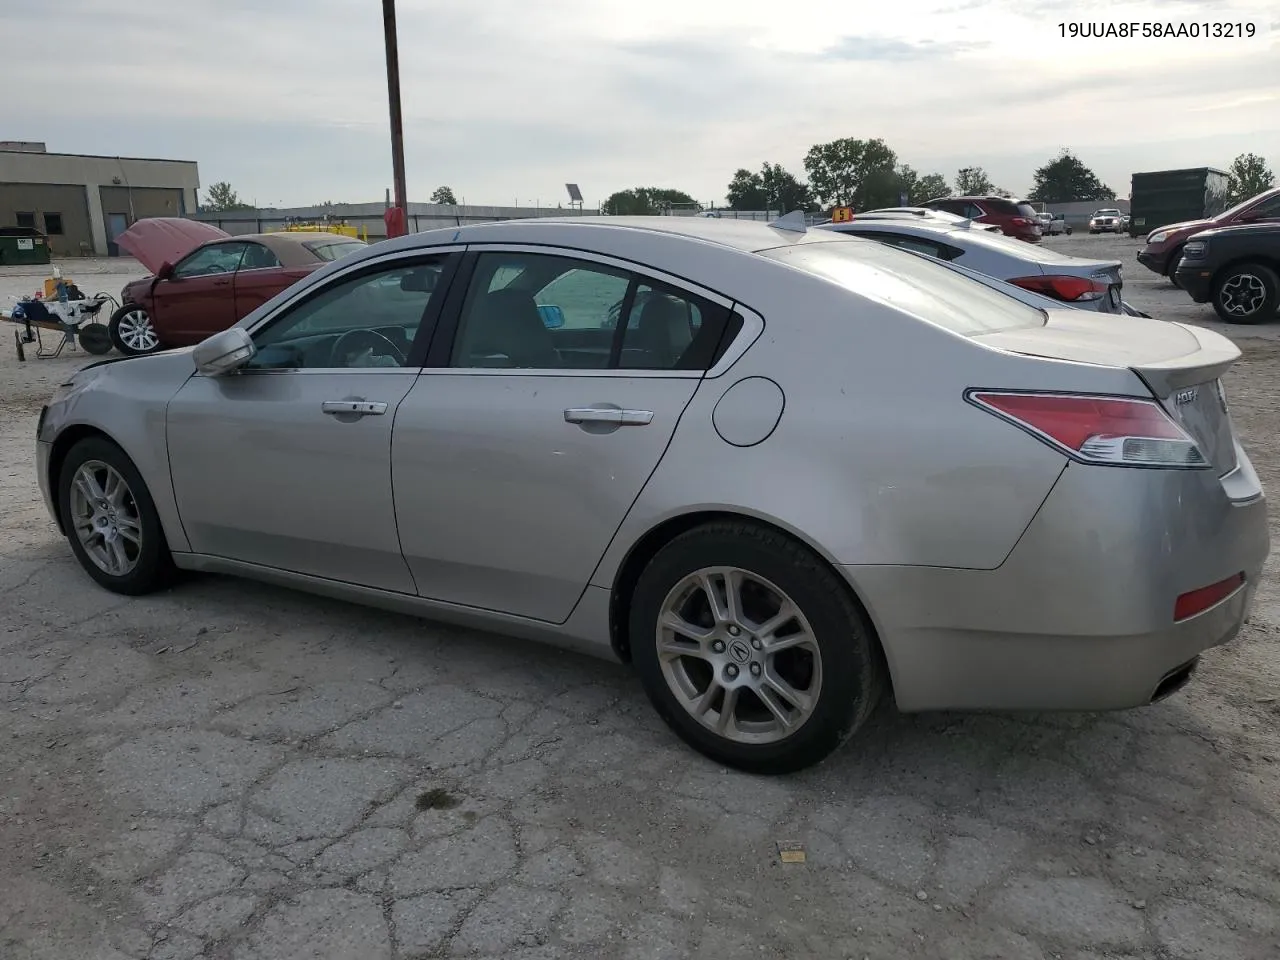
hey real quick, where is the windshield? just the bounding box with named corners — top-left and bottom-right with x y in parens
top-left (760, 239), bottom-right (1045, 336)
top-left (1094, 209), bottom-right (1121, 217)
top-left (306, 239), bottom-right (368, 262)
top-left (1214, 187), bottom-right (1280, 221)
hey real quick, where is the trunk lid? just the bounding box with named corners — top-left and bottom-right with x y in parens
top-left (973, 311), bottom-right (1240, 475)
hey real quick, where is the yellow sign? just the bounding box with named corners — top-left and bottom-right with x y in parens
top-left (831, 206), bottom-right (854, 222)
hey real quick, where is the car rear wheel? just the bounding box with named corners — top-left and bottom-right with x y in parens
top-left (629, 521), bottom-right (885, 774)
top-left (109, 304), bottom-right (162, 355)
top-left (58, 437), bottom-right (175, 595)
top-left (1212, 263), bottom-right (1280, 324)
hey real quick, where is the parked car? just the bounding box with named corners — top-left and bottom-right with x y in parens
top-left (850, 207), bottom-right (1002, 231)
top-left (1137, 186), bottom-right (1280, 285)
top-left (923, 196), bottom-right (1043, 242)
top-left (37, 216), bottom-right (1266, 774)
top-left (110, 218), bottom-right (367, 356)
top-left (1089, 209), bottom-right (1126, 233)
top-left (817, 218), bottom-right (1126, 312)
top-left (1173, 222), bottom-right (1280, 324)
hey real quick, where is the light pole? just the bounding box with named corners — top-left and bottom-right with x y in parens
top-left (382, 0), bottom-right (408, 237)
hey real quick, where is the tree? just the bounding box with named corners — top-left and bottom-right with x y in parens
top-left (893, 165), bottom-right (951, 205)
top-left (1027, 149), bottom-right (1114, 203)
top-left (203, 181), bottom-right (252, 211)
top-left (601, 187), bottom-right (700, 216)
top-left (955, 166), bottom-right (998, 195)
top-left (803, 138), bottom-right (898, 209)
top-left (726, 163), bottom-right (813, 212)
top-left (1226, 152), bottom-right (1276, 204)
top-left (429, 185), bottom-right (458, 205)
top-left (727, 168), bottom-right (768, 210)
top-left (914, 172), bottom-right (951, 203)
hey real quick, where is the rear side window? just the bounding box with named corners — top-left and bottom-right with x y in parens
top-left (1016, 203), bottom-right (1040, 219)
top-left (982, 199), bottom-right (1021, 216)
top-left (760, 239), bottom-right (1046, 335)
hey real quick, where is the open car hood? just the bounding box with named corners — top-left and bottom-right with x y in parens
top-left (116, 218), bottom-right (229, 274)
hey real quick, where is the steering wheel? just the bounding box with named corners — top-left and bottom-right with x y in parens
top-left (330, 328), bottom-right (407, 367)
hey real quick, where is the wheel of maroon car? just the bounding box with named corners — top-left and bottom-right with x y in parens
top-left (1166, 249), bottom-right (1184, 287)
top-left (1211, 263), bottom-right (1280, 325)
top-left (108, 304), bottom-right (162, 356)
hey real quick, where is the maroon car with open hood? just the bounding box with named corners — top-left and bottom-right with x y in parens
top-left (110, 218), bottom-right (366, 355)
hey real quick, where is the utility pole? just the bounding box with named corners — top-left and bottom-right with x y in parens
top-left (382, 0), bottom-right (408, 237)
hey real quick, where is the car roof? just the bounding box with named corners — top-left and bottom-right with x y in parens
top-left (352, 215), bottom-right (842, 260)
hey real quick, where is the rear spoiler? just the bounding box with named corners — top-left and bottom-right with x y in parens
top-left (1132, 322), bottom-right (1240, 395)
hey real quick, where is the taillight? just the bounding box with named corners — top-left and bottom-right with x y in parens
top-left (1008, 274), bottom-right (1109, 302)
top-left (1012, 217), bottom-right (1033, 226)
top-left (968, 391), bottom-right (1209, 468)
top-left (1174, 573), bottom-right (1245, 621)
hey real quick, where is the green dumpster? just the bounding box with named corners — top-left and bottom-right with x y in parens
top-left (0, 229), bottom-right (52, 266)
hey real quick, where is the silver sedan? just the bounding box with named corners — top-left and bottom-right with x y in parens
top-left (36, 216), bottom-right (1269, 773)
top-left (818, 217), bottom-right (1126, 312)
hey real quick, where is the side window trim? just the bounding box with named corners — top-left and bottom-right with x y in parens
top-left (237, 250), bottom-right (463, 374)
top-left (420, 243), bottom-right (739, 375)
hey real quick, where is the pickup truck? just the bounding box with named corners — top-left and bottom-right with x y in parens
top-left (1038, 212), bottom-right (1071, 235)
top-left (1174, 222), bottom-right (1280, 324)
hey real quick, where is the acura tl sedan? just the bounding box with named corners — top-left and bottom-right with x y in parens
top-left (36, 216), bottom-right (1268, 773)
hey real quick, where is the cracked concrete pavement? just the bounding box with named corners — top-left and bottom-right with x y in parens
top-left (2, 239), bottom-right (1279, 959)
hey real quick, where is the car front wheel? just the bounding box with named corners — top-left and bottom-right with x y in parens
top-left (109, 304), bottom-right (162, 355)
top-left (58, 437), bottom-right (176, 595)
top-left (1212, 263), bottom-right (1280, 324)
top-left (629, 521), bottom-right (885, 774)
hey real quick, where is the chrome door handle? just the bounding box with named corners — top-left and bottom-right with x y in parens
top-left (322, 400), bottom-right (388, 416)
top-left (564, 407), bottom-right (654, 426)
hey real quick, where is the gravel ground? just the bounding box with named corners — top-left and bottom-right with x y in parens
top-left (1, 238), bottom-right (1278, 960)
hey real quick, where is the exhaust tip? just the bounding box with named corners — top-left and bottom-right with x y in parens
top-left (1150, 657), bottom-right (1199, 703)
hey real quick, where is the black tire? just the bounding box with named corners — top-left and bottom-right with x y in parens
top-left (629, 521), bottom-right (885, 774)
top-left (77, 322), bottom-right (113, 355)
top-left (57, 437), bottom-right (176, 596)
top-left (108, 303), bottom-right (162, 356)
top-left (1065, 227), bottom-right (1072, 235)
top-left (1211, 262), bottom-right (1280, 325)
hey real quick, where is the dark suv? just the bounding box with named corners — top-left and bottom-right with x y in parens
top-left (1174, 222), bottom-right (1280, 324)
top-left (1137, 186), bottom-right (1280, 284)
top-left (923, 196), bottom-right (1043, 242)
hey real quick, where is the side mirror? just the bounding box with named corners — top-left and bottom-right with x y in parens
top-left (157, 261), bottom-right (174, 280)
top-left (193, 327), bottom-right (255, 376)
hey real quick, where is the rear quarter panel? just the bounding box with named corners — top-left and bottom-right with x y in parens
top-left (591, 261), bottom-right (1138, 586)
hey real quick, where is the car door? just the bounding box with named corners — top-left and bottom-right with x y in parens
top-left (392, 248), bottom-right (740, 623)
top-left (232, 240), bottom-right (292, 319)
top-left (150, 241), bottom-right (247, 344)
top-left (166, 251), bottom-right (460, 592)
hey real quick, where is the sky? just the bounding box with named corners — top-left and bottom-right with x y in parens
top-left (6, 0), bottom-right (1278, 209)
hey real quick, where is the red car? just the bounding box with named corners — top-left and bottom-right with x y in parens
top-left (923, 195), bottom-right (1043, 243)
top-left (1136, 186), bottom-right (1280, 284)
top-left (110, 218), bottom-right (366, 355)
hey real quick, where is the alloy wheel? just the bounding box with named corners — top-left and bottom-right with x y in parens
top-left (116, 309), bottom-right (159, 352)
top-left (656, 567), bottom-right (822, 745)
top-left (1219, 274), bottom-right (1268, 318)
top-left (69, 460), bottom-right (143, 576)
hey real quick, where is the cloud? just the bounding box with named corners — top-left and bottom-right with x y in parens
top-left (5, 0), bottom-right (1276, 207)
top-left (821, 37), bottom-right (987, 61)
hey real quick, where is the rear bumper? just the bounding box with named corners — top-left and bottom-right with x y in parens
top-left (846, 450), bottom-right (1269, 712)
